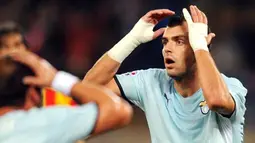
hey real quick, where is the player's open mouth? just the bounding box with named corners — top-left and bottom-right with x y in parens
top-left (165, 58), bottom-right (175, 64)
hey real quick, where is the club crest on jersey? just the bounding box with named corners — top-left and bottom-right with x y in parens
top-left (125, 71), bottom-right (137, 76)
top-left (199, 101), bottom-right (209, 114)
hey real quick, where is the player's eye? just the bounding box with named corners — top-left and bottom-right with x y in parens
top-left (162, 39), bottom-right (168, 46)
top-left (176, 39), bottom-right (185, 46)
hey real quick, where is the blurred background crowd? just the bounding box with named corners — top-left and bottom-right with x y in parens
top-left (0, 0), bottom-right (254, 142)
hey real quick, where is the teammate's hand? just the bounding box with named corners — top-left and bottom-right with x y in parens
top-left (183, 6), bottom-right (215, 51)
top-left (129, 9), bottom-right (175, 44)
top-left (8, 50), bottom-right (57, 87)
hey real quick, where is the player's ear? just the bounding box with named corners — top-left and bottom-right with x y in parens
top-left (25, 87), bottom-right (42, 108)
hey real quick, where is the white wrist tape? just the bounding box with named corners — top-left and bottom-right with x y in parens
top-left (183, 8), bottom-right (209, 52)
top-left (129, 19), bottom-right (154, 43)
top-left (51, 71), bottom-right (79, 95)
top-left (108, 34), bottom-right (140, 63)
top-left (108, 19), bottom-right (155, 63)
top-left (189, 23), bottom-right (209, 52)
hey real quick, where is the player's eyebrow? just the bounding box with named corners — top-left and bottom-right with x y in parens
top-left (171, 35), bottom-right (188, 40)
top-left (162, 34), bottom-right (187, 41)
top-left (162, 32), bottom-right (188, 40)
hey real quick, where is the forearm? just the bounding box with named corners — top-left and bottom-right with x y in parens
top-left (83, 33), bottom-right (139, 85)
top-left (51, 71), bottom-right (123, 106)
top-left (71, 81), bottom-right (133, 134)
top-left (71, 81), bottom-right (121, 106)
top-left (194, 51), bottom-right (233, 111)
top-left (182, 7), bottom-right (235, 114)
top-left (83, 18), bottom-right (159, 85)
top-left (84, 54), bottom-right (121, 85)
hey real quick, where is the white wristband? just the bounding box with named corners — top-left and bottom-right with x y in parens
top-left (51, 71), bottom-right (79, 95)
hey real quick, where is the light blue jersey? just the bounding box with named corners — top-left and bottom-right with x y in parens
top-left (115, 68), bottom-right (247, 143)
top-left (0, 102), bottom-right (98, 143)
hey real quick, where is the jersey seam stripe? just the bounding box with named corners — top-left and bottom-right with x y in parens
top-left (113, 76), bottom-right (134, 105)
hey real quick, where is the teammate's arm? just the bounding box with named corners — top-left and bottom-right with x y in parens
top-left (9, 50), bottom-right (133, 135)
top-left (83, 9), bottom-right (175, 96)
top-left (183, 6), bottom-right (235, 116)
top-left (71, 81), bottom-right (133, 134)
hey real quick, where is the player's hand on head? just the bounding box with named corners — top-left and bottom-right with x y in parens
top-left (183, 6), bottom-right (216, 51)
top-left (129, 9), bottom-right (175, 44)
top-left (142, 9), bottom-right (175, 25)
top-left (108, 9), bottom-right (174, 63)
top-left (189, 6), bottom-right (216, 45)
top-left (8, 50), bottom-right (57, 87)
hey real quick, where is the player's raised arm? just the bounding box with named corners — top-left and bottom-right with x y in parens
top-left (183, 6), bottom-right (235, 116)
top-left (83, 9), bottom-right (175, 93)
top-left (9, 50), bottom-right (133, 135)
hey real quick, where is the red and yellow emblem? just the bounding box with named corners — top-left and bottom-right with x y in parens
top-left (42, 88), bottom-right (77, 107)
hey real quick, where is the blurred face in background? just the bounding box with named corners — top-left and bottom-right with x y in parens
top-left (0, 33), bottom-right (27, 77)
top-left (0, 32), bottom-right (27, 55)
top-left (0, 34), bottom-right (41, 109)
top-left (162, 22), bottom-right (196, 80)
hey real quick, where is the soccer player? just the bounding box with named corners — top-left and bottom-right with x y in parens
top-left (83, 6), bottom-right (247, 143)
top-left (0, 21), bottom-right (77, 107)
top-left (0, 50), bottom-right (132, 143)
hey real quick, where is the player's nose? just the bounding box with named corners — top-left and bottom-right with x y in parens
top-left (163, 43), bottom-right (174, 54)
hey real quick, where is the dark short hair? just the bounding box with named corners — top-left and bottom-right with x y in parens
top-left (167, 14), bottom-right (186, 28)
top-left (167, 14), bottom-right (212, 49)
top-left (0, 57), bottom-right (35, 107)
top-left (0, 21), bottom-right (29, 48)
